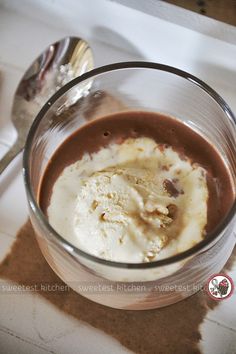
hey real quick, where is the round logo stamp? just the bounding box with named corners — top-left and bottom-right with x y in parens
top-left (206, 274), bottom-right (234, 300)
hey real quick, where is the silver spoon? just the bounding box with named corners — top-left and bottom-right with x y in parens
top-left (0, 36), bottom-right (94, 174)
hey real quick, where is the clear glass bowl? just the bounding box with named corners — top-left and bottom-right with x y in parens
top-left (23, 62), bottom-right (236, 310)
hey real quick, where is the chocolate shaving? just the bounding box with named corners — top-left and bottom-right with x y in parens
top-left (167, 204), bottom-right (178, 219)
top-left (163, 179), bottom-right (181, 198)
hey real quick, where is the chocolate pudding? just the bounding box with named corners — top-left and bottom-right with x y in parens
top-left (39, 111), bottom-right (234, 262)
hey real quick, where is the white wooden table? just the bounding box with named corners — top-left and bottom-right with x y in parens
top-left (0, 1), bottom-right (235, 353)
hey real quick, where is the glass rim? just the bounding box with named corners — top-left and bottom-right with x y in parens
top-left (23, 61), bottom-right (236, 270)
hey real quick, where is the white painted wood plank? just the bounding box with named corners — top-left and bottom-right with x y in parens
top-left (200, 318), bottom-right (236, 354)
top-left (0, 7), bottom-right (66, 71)
top-left (111, 0), bottom-right (236, 45)
top-left (0, 232), bottom-right (15, 262)
top-left (0, 2), bottom-right (235, 116)
top-left (0, 330), bottom-right (52, 354)
top-left (0, 281), bottom-right (131, 354)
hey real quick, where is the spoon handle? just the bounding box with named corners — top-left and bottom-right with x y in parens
top-left (0, 138), bottom-right (24, 174)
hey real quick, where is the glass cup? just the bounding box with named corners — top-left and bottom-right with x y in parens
top-left (23, 62), bottom-right (236, 310)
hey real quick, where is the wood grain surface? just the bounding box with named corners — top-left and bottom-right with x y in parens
top-left (164, 0), bottom-right (236, 26)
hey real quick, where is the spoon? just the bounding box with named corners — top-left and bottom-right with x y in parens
top-left (0, 36), bottom-right (94, 174)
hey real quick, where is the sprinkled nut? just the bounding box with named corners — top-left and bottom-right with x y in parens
top-left (167, 204), bottom-right (178, 219)
top-left (100, 212), bottom-right (106, 221)
top-left (91, 200), bottom-right (99, 210)
top-left (156, 205), bottom-right (169, 215)
top-left (163, 179), bottom-right (180, 198)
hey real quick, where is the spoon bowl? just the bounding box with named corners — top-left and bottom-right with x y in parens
top-left (0, 36), bottom-right (93, 174)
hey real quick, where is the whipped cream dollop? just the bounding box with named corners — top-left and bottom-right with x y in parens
top-left (48, 137), bottom-right (208, 263)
